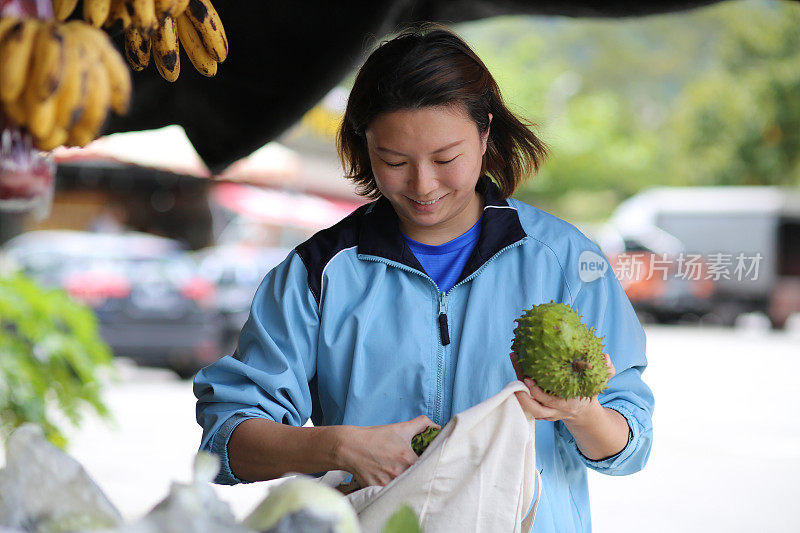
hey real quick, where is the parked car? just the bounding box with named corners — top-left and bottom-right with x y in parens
top-left (0, 230), bottom-right (225, 378)
top-left (194, 243), bottom-right (291, 353)
top-left (595, 225), bottom-right (715, 324)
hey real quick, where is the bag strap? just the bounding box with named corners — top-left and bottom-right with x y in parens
top-left (521, 468), bottom-right (543, 531)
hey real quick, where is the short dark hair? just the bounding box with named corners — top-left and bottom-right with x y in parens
top-left (337, 23), bottom-right (548, 200)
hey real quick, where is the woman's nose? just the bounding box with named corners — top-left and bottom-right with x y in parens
top-left (408, 164), bottom-right (439, 198)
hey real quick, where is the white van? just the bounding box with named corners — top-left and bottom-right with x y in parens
top-left (603, 186), bottom-right (800, 328)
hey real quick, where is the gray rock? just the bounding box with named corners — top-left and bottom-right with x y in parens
top-left (0, 424), bottom-right (123, 532)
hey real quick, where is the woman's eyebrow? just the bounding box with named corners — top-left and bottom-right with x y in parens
top-left (376, 139), bottom-right (464, 156)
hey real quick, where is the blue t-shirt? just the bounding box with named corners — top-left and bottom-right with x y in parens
top-left (401, 216), bottom-right (482, 293)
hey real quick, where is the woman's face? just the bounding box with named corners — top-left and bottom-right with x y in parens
top-left (365, 105), bottom-right (491, 245)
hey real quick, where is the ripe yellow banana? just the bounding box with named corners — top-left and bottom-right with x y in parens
top-left (0, 17), bottom-right (20, 112)
top-left (83, 0), bottom-right (112, 28)
top-left (130, 0), bottom-right (157, 34)
top-left (0, 17), bottom-right (18, 43)
top-left (105, 0), bottom-right (132, 29)
top-left (0, 18), bottom-right (41, 104)
top-left (80, 23), bottom-right (131, 114)
top-left (0, 17), bottom-right (129, 152)
top-left (154, 0), bottom-right (176, 22)
top-left (28, 21), bottom-right (66, 102)
top-left (152, 16), bottom-right (180, 82)
top-left (24, 84), bottom-right (58, 141)
top-left (175, 12), bottom-right (216, 76)
top-left (2, 65), bottom-right (59, 144)
top-left (67, 59), bottom-right (110, 147)
top-left (54, 24), bottom-right (90, 130)
top-left (2, 97), bottom-right (27, 128)
top-left (18, 43), bottom-right (58, 144)
top-left (184, 0), bottom-right (226, 62)
top-left (36, 127), bottom-right (69, 151)
top-left (167, 0), bottom-right (190, 18)
top-left (124, 26), bottom-right (151, 71)
top-left (52, 0), bottom-right (79, 22)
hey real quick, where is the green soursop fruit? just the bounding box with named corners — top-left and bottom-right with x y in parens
top-left (383, 505), bottom-right (422, 533)
top-left (511, 301), bottom-right (609, 399)
top-left (411, 427), bottom-right (440, 456)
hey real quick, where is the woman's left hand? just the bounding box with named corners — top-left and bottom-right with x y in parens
top-left (510, 352), bottom-right (615, 423)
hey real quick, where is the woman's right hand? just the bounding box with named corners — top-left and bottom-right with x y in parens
top-left (335, 415), bottom-right (440, 488)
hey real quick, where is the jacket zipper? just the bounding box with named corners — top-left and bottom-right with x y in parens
top-left (437, 292), bottom-right (450, 346)
top-left (358, 256), bottom-right (445, 422)
top-left (359, 237), bottom-right (527, 423)
top-left (434, 237), bottom-right (528, 349)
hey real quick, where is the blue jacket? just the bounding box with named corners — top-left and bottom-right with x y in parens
top-left (194, 176), bottom-right (654, 533)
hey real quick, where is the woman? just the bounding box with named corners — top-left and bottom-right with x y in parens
top-left (194, 23), bottom-right (654, 532)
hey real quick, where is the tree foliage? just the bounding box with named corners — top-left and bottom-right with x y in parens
top-left (0, 274), bottom-right (115, 448)
top-left (455, 0), bottom-right (800, 220)
top-left (669, 1), bottom-right (800, 186)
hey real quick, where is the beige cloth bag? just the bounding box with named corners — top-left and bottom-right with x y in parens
top-left (320, 381), bottom-right (542, 532)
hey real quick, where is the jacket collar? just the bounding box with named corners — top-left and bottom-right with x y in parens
top-left (357, 175), bottom-right (528, 284)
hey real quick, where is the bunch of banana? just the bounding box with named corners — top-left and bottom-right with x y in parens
top-left (52, 0), bottom-right (226, 81)
top-left (0, 16), bottom-right (131, 150)
top-left (147, 0), bottom-right (228, 81)
top-left (173, 0), bottom-right (227, 78)
top-left (53, 0), bottom-right (187, 33)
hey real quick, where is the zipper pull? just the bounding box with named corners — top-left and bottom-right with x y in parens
top-left (438, 292), bottom-right (450, 346)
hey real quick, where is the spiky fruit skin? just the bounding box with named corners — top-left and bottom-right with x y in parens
top-left (411, 427), bottom-right (440, 456)
top-left (512, 301), bottom-right (609, 399)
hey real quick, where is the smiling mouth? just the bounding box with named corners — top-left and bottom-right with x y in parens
top-left (409, 195), bottom-right (445, 205)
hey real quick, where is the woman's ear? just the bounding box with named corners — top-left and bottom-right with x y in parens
top-left (481, 113), bottom-right (493, 154)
